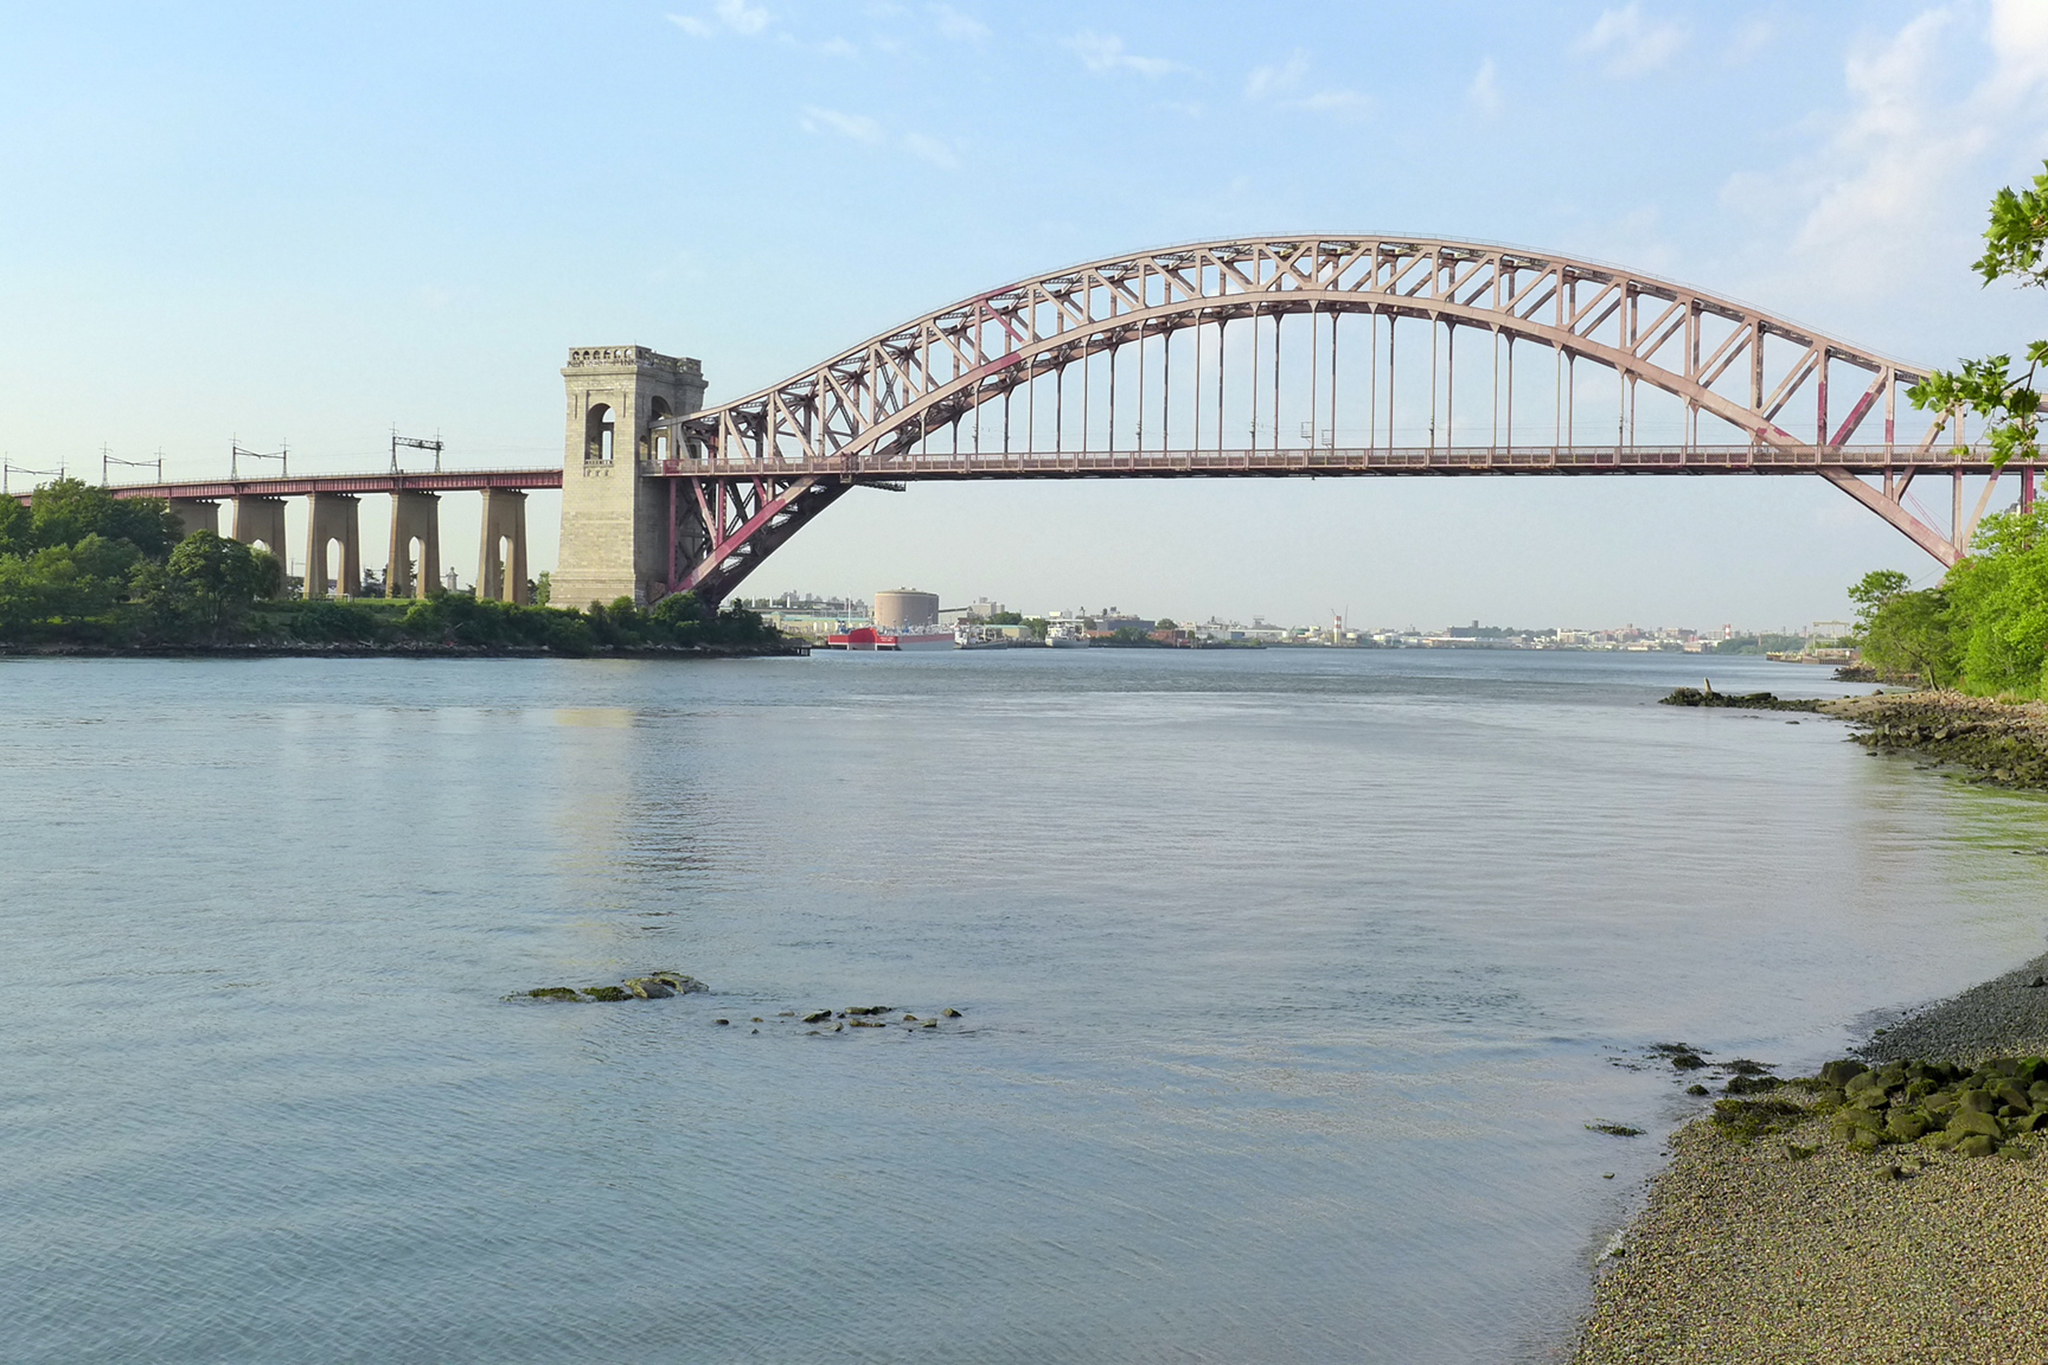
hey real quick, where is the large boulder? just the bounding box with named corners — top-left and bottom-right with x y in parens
top-left (1820, 1059), bottom-right (1868, 1087)
top-left (1948, 1107), bottom-right (2005, 1140)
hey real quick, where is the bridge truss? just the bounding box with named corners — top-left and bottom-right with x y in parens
top-left (648, 236), bottom-right (2015, 605)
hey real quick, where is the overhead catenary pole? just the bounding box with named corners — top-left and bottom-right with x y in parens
top-left (102, 451), bottom-right (163, 486)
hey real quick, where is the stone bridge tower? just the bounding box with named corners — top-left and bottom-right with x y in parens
top-left (553, 346), bottom-right (705, 608)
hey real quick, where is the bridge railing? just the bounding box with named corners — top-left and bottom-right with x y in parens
top-left (643, 444), bottom-right (2014, 480)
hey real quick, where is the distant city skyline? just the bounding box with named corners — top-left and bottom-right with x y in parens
top-left (2, 2), bottom-right (2043, 623)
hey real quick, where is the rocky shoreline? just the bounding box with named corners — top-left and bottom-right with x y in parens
top-left (1663, 685), bottom-right (2048, 789)
top-left (1820, 691), bottom-right (2048, 788)
top-left (1570, 949), bottom-right (2048, 1361)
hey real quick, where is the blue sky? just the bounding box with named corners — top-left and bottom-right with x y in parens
top-left (1, 1), bottom-right (2043, 626)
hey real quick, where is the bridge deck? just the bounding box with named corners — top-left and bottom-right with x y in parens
top-left (647, 445), bottom-right (2010, 480)
top-left (74, 468), bottom-right (564, 502)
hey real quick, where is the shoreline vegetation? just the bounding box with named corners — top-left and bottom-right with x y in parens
top-left (0, 477), bottom-right (796, 658)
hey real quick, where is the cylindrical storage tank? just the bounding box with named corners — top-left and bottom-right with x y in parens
top-left (874, 589), bottom-right (940, 632)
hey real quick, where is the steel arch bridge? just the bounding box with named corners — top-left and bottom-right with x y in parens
top-left (641, 235), bottom-right (2017, 605)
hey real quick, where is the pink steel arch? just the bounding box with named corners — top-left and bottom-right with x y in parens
top-left (650, 236), bottom-right (1994, 605)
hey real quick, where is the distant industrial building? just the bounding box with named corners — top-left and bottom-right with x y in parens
top-left (874, 589), bottom-right (941, 632)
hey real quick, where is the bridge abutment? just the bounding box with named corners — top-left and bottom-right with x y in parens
top-left (477, 488), bottom-right (528, 604)
top-left (554, 346), bottom-right (704, 609)
top-left (386, 491), bottom-right (441, 599)
top-left (306, 492), bottom-right (361, 598)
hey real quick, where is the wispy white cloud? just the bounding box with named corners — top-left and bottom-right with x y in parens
top-left (799, 109), bottom-right (960, 170)
top-left (1244, 50), bottom-right (1369, 118)
top-left (1727, 17), bottom-right (1774, 64)
top-left (799, 105), bottom-right (884, 144)
top-left (1575, 3), bottom-right (1687, 77)
top-left (1791, 9), bottom-right (1977, 269)
top-left (1067, 30), bottom-right (1185, 78)
top-left (1294, 89), bottom-right (1373, 115)
top-left (1726, 2), bottom-right (2048, 297)
top-left (716, 0), bottom-right (770, 34)
top-left (668, 0), bottom-right (771, 38)
top-left (1244, 51), bottom-right (1308, 100)
top-left (1984, 0), bottom-right (2048, 104)
top-left (903, 132), bottom-right (961, 169)
top-left (929, 3), bottom-right (988, 42)
top-left (1468, 57), bottom-right (1502, 115)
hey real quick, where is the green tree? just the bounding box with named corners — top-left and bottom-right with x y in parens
top-left (1848, 569), bottom-right (1912, 640)
top-left (29, 478), bottom-right (182, 558)
top-left (164, 531), bottom-right (267, 631)
top-left (1861, 588), bottom-right (1960, 688)
top-left (0, 534), bottom-right (141, 638)
top-left (0, 496), bottom-right (30, 555)
top-left (1910, 161), bottom-right (2047, 467)
top-left (248, 547), bottom-right (284, 599)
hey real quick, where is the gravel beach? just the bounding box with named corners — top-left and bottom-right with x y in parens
top-left (1571, 1105), bottom-right (2048, 1363)
top-left (1569, 953), bottom-right (2048, 1364)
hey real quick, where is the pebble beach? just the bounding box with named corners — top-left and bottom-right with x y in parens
top-left (1571, 947), bottom-right (2048, 1363)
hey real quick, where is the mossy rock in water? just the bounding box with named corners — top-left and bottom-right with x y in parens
top-left (1660, 687), bottom-right (1822, 712)
top-left (623, 977), bottom-right (675, 1000)
top-left (523, 987), bottom-right (583, 1002)
top-left (1587, 1123), bottom-right (1644, 1137)
top-left (648, 970), bottom-right (707, 995)
top-left (582, 985), bottom-right (632, 1002)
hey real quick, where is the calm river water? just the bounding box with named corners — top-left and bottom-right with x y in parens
top-left (6, 649), bottom-right (2048, 1363)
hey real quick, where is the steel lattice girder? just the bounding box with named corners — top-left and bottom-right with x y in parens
top-left (649, 235), bottom-right (1983, 594)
